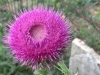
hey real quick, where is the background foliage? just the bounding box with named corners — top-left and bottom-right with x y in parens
top-left (0, 0), bottom-right (100, 75)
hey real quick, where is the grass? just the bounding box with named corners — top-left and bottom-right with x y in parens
top-left (73, 17), bottom-right (100, 51)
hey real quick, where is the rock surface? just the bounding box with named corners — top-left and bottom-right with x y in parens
top-left (69, 38), bottom-right (100, 75)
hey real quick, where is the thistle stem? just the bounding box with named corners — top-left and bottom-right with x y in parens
top-left (56, 61), bottom-right (72, 75)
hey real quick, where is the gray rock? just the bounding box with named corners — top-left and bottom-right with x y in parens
top-left (69, 38), bottom-right (100, 75)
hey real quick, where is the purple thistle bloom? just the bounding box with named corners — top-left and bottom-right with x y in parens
top-left (4, 5), bottom-right (71, 70)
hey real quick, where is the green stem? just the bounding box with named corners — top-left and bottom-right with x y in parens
top-left (57, 61), bottom-right (72, 75)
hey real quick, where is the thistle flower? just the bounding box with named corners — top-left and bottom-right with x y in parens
top-left (4, 5), bottom-right (71, 70)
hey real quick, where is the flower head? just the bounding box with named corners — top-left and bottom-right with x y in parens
top-left (4, 5), bottom-right (71, 70)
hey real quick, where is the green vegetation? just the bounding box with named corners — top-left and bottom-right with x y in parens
top-left (0, 0), bottom-right (100, 75)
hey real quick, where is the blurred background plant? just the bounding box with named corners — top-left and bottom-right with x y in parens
top-left (0, 0), bottom-right (100, 75)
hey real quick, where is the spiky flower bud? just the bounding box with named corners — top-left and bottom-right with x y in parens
top-left (4, 5), bottom-right (71, 70)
